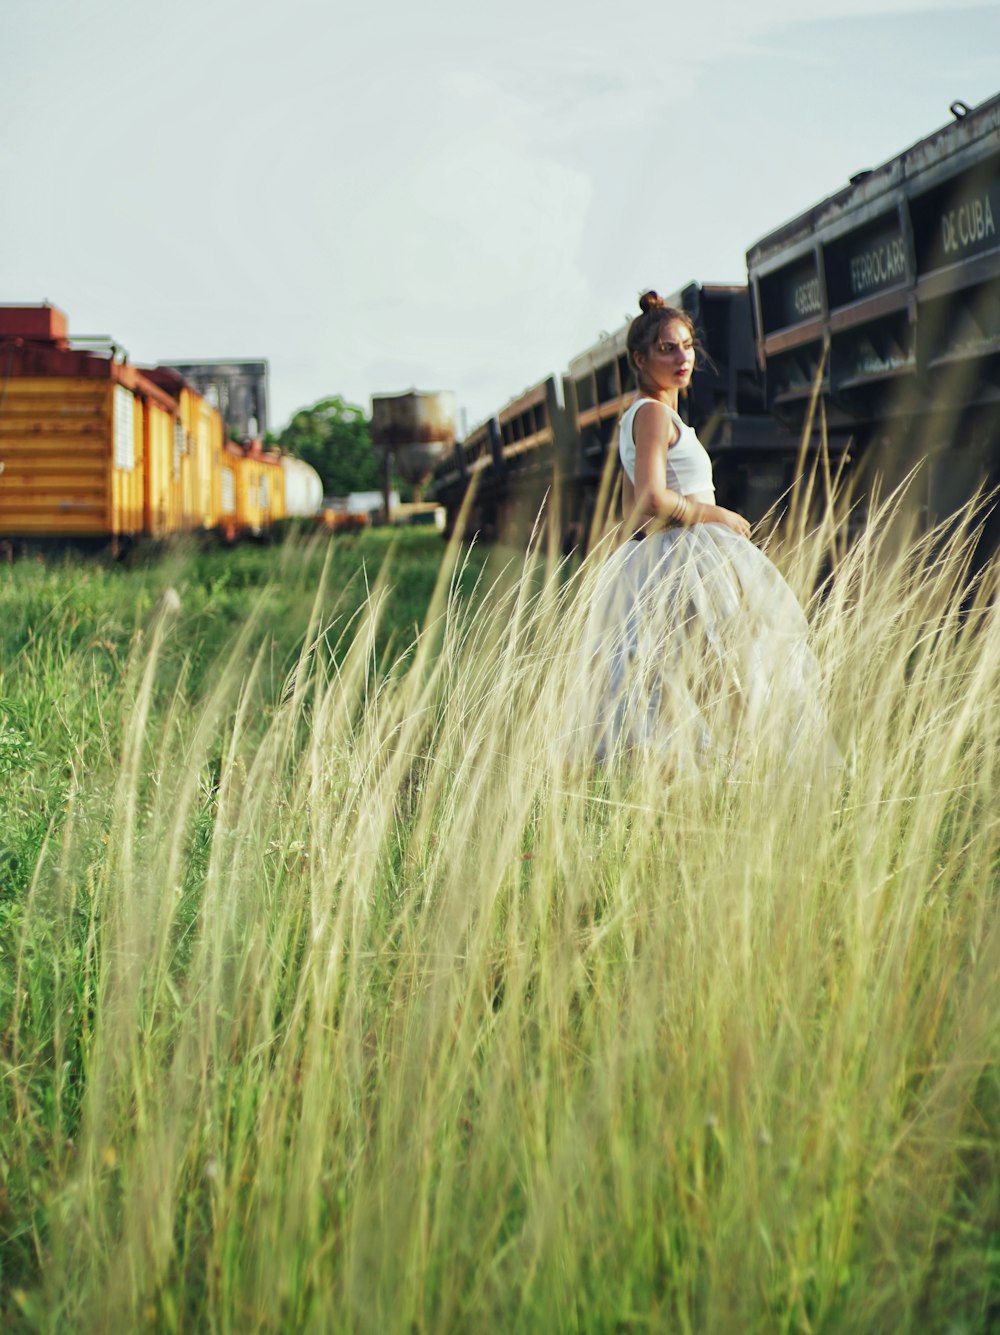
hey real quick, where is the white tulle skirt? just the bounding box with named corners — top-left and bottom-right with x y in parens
top-left (568, 524), bottom-right (838, 773)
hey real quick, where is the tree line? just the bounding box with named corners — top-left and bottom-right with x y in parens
top-left (268, 395), bottom-right (410, 500)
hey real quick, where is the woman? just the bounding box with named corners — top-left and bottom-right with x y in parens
top-left (574, 291), bottom-right (833, 772)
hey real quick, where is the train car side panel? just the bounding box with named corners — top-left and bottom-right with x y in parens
top-left (270, 456), bottom-right (286, 522)
top-left (218, 448), bottom-right (239, 540)
top-left (193, 393), bottom-right (222, 529)
top-left (111, 384), bottom-right (145, 536)
top-left (143, 397), bottom-right (183, 537)
top-left (0, 377), bottom-right (112, 536)
top-left (236, 452), bottom-right (285, 533)
top-left (235, 454), bottom-right (254, 533)
top-left (747, 92), bottom-right (1000, 546)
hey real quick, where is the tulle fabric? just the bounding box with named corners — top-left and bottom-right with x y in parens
top-left (567, 524), bottom-right (838, 773)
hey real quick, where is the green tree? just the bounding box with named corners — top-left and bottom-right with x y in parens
top-left (276, 395), bottom-right (383, 498)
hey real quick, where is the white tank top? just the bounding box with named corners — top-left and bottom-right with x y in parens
top-left (618, 397), bottom-right (715, 501)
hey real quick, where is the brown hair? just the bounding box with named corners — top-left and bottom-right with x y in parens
top-left (626, 291), bottom-right (700, 385)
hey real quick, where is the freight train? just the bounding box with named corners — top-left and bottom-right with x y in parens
top-left (0, 303), bottom-right (322, 551)
top-left (430, 91), bottom-right (1000, 555)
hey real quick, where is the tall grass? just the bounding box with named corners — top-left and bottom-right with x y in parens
top-left (2, 497), bottom-right (1000, 1333)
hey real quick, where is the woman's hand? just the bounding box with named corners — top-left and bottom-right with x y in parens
top-left (693, 502), bottom-right (752, 540)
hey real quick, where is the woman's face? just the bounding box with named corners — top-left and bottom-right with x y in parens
top-left (636, 318), bottom-right (695, 393)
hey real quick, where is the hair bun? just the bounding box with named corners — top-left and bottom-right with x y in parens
top-left (638, 290), bottom-right (665, 315)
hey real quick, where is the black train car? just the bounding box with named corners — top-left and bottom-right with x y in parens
top-left (433, 376), bottom-right (572, 546)
top-left (747, 91), bottom-right (1000, 553)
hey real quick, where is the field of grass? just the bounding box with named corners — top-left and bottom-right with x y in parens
top-left (1, 511), bottom-right (999, 1333)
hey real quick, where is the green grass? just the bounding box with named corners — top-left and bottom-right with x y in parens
top-left (1, 510), bottom-right (999, 1333)
top-left (0, 531), bottom-right (483, 904)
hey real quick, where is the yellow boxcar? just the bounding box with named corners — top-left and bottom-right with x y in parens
top-left (143, 393), bottom-right (186, 538)
top-left (185, 388), bottom-right (224, 531)
top-left (144, 370), bottom-right (226, 533)
top-left (0, 372), bottom-right (146, 539)
top-left (236, 448), bottom-right (285, 535)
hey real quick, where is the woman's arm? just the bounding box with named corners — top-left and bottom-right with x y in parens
top-left (631, 402), bottom-right (751, 539)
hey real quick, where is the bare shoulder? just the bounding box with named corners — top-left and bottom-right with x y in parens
top-left (632, 400), bottom-right (679, 449)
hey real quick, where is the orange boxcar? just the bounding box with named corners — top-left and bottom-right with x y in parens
top-left (0, 353), bottom-right (151, 541)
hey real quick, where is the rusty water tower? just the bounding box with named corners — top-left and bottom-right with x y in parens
top-left (370, 389), bottom-right (457, 511)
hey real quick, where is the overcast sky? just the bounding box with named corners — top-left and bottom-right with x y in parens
top-left (2, 0), bottom-right (997, 434)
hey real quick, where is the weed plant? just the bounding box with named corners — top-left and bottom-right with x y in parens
top-left (1, 500), bottom-right (999, 1333)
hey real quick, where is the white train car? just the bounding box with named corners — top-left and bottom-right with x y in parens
top-left (281, 455), bottom-right (323, 517)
